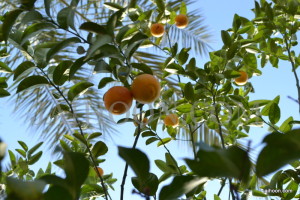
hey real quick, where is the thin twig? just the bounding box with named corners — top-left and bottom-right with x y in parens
top-left (217, 178), bottom-right (227, 196)
top-left (120, 106), bottom-right (143, 200)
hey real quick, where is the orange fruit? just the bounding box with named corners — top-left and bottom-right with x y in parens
top-left (131, 74), bottom-right (161, 104)
top-left (94, 167), bottom-right (104, 176)
top-left (103, 86), bottom-right (133, 115)
top-left (164, 114), bottom-right (179, 127)
top-left (150, 23), bottom-right (165, 37)
top-left (175, 14), bottom-right (188, 29)
top-left (234, 71), bottom-right (248, 86)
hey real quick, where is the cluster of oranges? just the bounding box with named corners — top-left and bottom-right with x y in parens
top-left (103, 74), bottom-right (160, 115)
top-left (150, 14), bottom-right (189, 38)
top-left (103, 74), bottom-right (179, 127)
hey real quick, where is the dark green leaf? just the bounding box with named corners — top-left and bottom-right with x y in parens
top-left (63, 152), bottom-right (89, 194)
top-left (92, 141), bottom-right (108, 157)
top-left (279, 116), bottom-right (293, 132)
top-left (159, 176), bottom-right (207, 200)
top-left (0, 89), bottom-right (10, 97)
top-left (69, 56), bottom-right (87, 79)
top-left (221, 30), bottom-right (232, 47)
top-left (0, 61), bottom-right (12, 73)
top-left (98, 77), bottom-right (115, 89)
top-left (252, 190), bottom-right (267, 197)
top-left (232, 14), bottom-right (241, 32)
top-left (118, 147), bottom-right (150, 181)
top-left (154, 0), bottom-right (165, 12)
top-left (46, 37), bottom-right (81, 62)
top-left (146, 137), bottom-right (159, 145)
top-left (13, 61), bottom-right (35, 81)
top-left (28, 151), bottom-right (43, 165)
top-left (57, 7), bottom-right (75, 30)
top-left (178, 48), bottom-right (190, 65)
top-left (125, 32), bottom-right (148, 59)
top-left (256, 129), bottom-right (300, 177)
top-left (18, 141), bottom-right (28, 151)
top-left (21, 22), bottom-right (55, 45)
top-left (15, 149), bottom-right (26, 158)
top-left (44, 0), bottom-right (52, 17)
top-left (79, 22), bottom-right (107, 35)
top-left (131, 63), bottom-right (153, 75)
top-left (28, 142), bottom-right (43, 156)
top-left (184, 82), bottom-right (194, 102)
top-left (283, 180), bottom-right (298, 199)
top-left (17, 75), bottom-right (50, 93)
top-left (88, 132), bottom-right (102, 140)
top-left (155, 160), bottom-right (170, 172)
top-left (86, 35), bottom-right (113, 59)
top-left (2, 9), bottom-right (23, 41)
top-left (104, 2), bottom-right (123, 11)
top-left (67, 81), bottom-right (94, 101)
top-left (53, 60), bottom-right (73, 85)
top-left (132, 173), bottom-right (159, 196)
top-left (268, 103), bottom-right (280, 124)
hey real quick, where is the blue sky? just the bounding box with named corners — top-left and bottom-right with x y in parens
top-left (1, 0), bottom-right (299, 200)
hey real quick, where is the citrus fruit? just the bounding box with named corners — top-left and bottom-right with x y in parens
top-left (234, 71), bottom-right (248, 86)
top-left (150, 23), bottom-right (165, 37)
top-left (175, 14), bottom-right (189, 29)
top-left (164, 114), bottom-right (179, 127)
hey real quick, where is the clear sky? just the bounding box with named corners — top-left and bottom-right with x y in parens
top-left (1, 0), bottom-right (299, 200)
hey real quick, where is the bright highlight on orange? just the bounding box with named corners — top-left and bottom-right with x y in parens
top-left (103, 86), bottom-right (133, 115)
top-left (234, 71), bottom-right (248, 86)
top-left (131, 74), bottom-right (161, 104)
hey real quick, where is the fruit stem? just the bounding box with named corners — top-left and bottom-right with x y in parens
top-left (120, 105), bottom-right (143, 200)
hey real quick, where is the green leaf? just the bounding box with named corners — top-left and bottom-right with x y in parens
top-left (157, 137), bottom-right (171, 147)
top-left (79, 22), bottom-right (107, 35)
top-left (69, 56), bottom-right (87, 79)
top-left (252, 190), bottom-right (267, 197)
top-left (104, 2), bottom-right (123, 11)
top-left (232, 14), bottom-right (241, 32)
top-left (185, 144), bottom-right (250, 182)
top-left (154, 0), bottom-right (165, 12)
top-left (57, 7), bottom-right (75, 30)
top-left (92, 141), bottom-right (108, 157)
top-left (17, 75), bottom-right (50, 93)
top-left (268, 103), bottom-right (280, 124)
top-left (0, 77), bottom-right (8, 88)
top-left (21, 22), bottom-right (55, 45)
top-left (44, 0), bottom-right (52, 17)
top-left (85, 35), bottom-right (113, 59)
top-left (60, 140), bottom-right (72, 152)
top-left (50, 104), bottom-right (70, 118)
top-left (46, 37), bottom-right (81, 62)
top-left (179, 1), bottom-right (187, 15)
top-left (118, 147), bottom-right (150, 181)
top-left (132, 173), bottom-right (159, 196)
top-left (0, 89), bottom-right (10, 97)
top-left (256, 129), bottom-right (300, 177)
top-left (63, 152), bottom-right (89, 195)
top-left (131, 63), bottom-right (153, 74)
top-left (53, 60), bottom-right (73, 85)
top-left (15, 149), bottom-right (26, 158)
top-left (67, 81), bottom-right (94, 101)
top-left (283, 180), bottom-right (298, 199)
top-left (18, 141), bottom-right (28, 151)
top-left (44, 185), bottom-right (73, 200)
top-left (184, 82), bottom-right (194, 102)
top-left (159, 176), bottom-right (208, 200)
top-left (28, 151), bottom-right (43, 165)
top-left (87, 132), bottom-right (102, 140)
top-left (214, 194), bottom-right (221, 200)
top-left (146, 137), bottom-right (159, 145)
top-left (13, 61), bottom-right (35, 81)
top-left (244, 53), bottom-right (257, 69)
top-left (125, 32), bottom-right (148, 59)
top-left (288, 0), bottom-right (298, 15)
top-left (98, 77), bottom-right (115, 89)
top-left (21, 10), bottom-right (43, 24)
top-left (6, 177), bottom-right (46, 199)
top-left (176, 103), bottom-right (192, 113)
top-left (2, 9), bottom-right (23, 41)
top-left (279, 116), bottom-right (293, 132)
top-left (221, 30), bottom-right (232, 47)
top-left (0, 61), bottom-right (12, 73)
top-left (27, 142), bottom-right (43, 157)
top-left (155, 160), bottom-right (170, 172)
top-left (106, 9), bottom-right (125, 37)
top-left (178, 48), bottom-right (190, 65)
top-left (249, 99), bottom-right (270, 108)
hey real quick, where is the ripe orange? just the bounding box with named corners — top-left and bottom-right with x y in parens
top-left (234, 71), bottom-right (248, 86)
top-left (175, 14), bottom-right (189, 29)
top-left (103, 86), bottom-right (133, 115)
top-left (164, 114), bottom-right (179, 127)
top-left (94, 167), bottom-right (104, 176)
top-left (131, 74), bottom-right (161, 104)
top-left (150, 23), bottom-right (165, 37)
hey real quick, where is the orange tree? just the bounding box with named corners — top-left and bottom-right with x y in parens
top-left (0, 0), bottom-right (300, 200)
